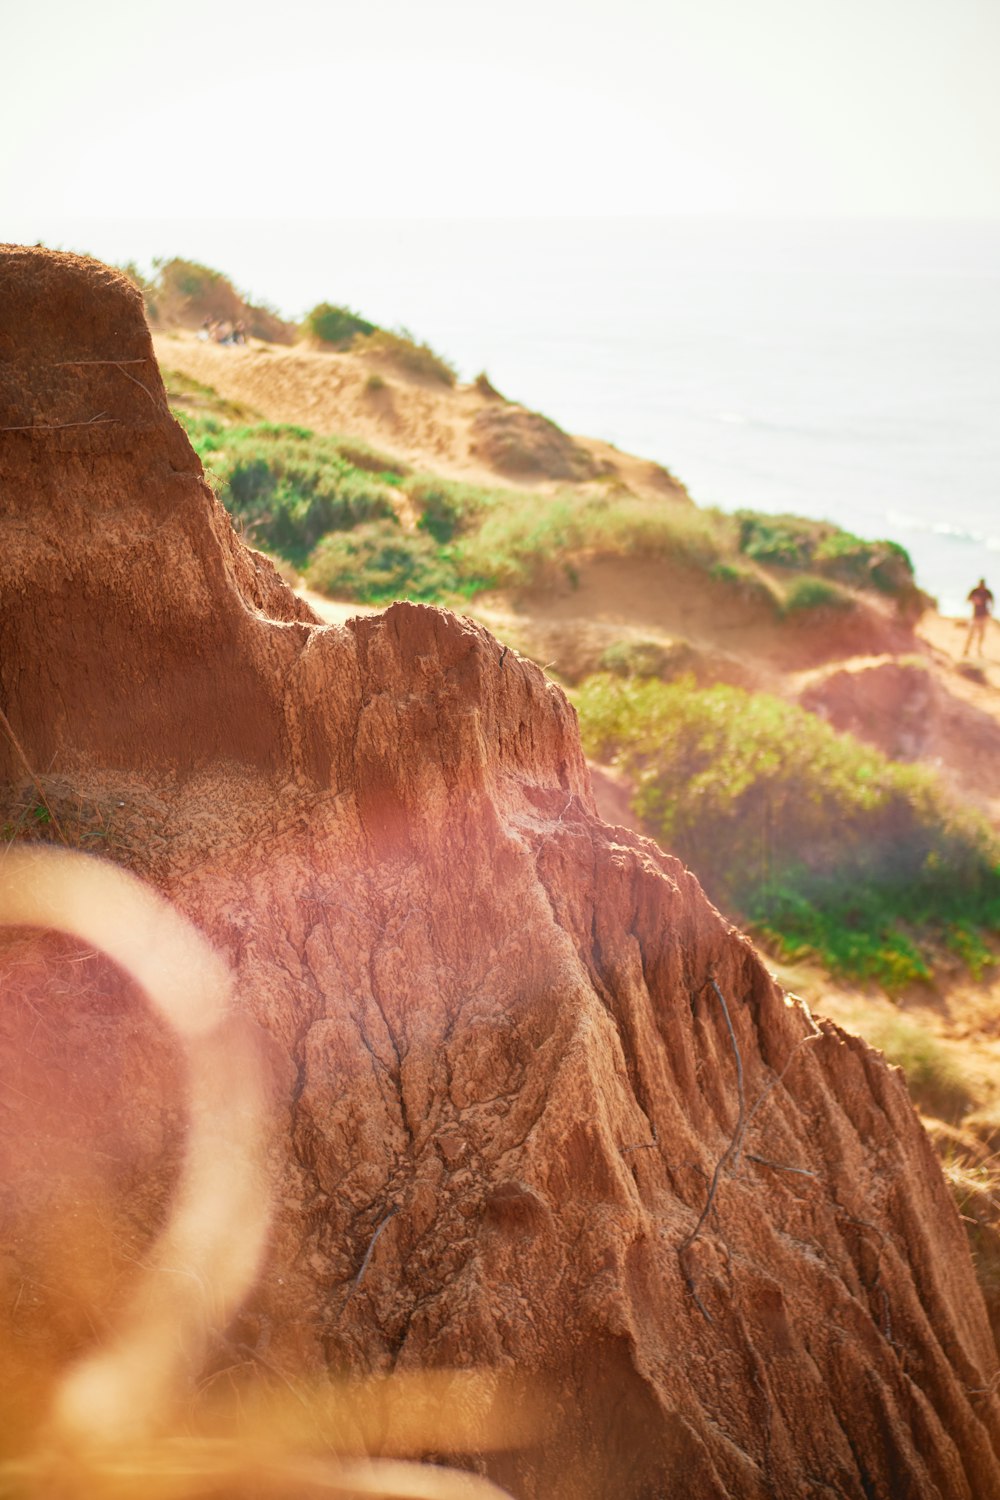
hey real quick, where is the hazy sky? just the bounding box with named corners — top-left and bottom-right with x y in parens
top-left (4, 0), bottom-right (999, 239)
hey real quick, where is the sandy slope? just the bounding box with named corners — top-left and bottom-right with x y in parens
top-left (153, 330), bottom-right (687, 502)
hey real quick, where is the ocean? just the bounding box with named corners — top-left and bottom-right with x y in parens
top-left (86, 214), bottom-right (1000, 616)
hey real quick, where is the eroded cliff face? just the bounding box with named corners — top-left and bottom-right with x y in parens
top-left (3, 248), bottom-right (1000, 1499)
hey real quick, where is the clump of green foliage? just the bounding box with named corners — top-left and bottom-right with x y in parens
top-left (303, 302), bottom-right (377, 346)
top-left (735, 511), bottom-right (919, 600)
top-left (147, 257), bottom-right (295, 340)
top-left (354, 328), bottom-right (457, 386)
top-left (162, 367), bottom-right (261, 424)
top-left (598, 639), bottom-right (675, 679)
top-left (781, 576), bottom-right (855, 615)
top-left (575, 673), bottom-right (1000, 988)
top-left (305, 521), bottom-right (466, 603)
top-left (456, 492), bottom-right (725, 590)
top-left (178, 414), bottom-right (400, 567)
top-left (709, 560), bottom-right (782, 612)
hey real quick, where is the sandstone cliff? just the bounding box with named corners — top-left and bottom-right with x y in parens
top-left (3, 247), bottom-right (1000, 1499)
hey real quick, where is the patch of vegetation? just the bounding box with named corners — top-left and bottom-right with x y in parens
top-left (354, 328), bottom-right (457, 386)
top-left (405, 476), bottom-right (500, 544)
top-left (781, 576), bottom-right (855, 615)
top-left (735, 511), bottom-right (923, 609)
top-left (164, 365), bottom-right (927, 622)
top-left (147, 257), bottom-right (296, 341)
top-left (574, 673), bottom-right (1000, 989)
top-left (162, 367), bottom-right (261, 424)
top-left (709, 560), bottom-right (781, 612)
top-left (598, 639), bottom-right (675, 680)
top-left (457, 492), bottom-right (725, 591)
top-left (305, 521), bottom-right (468, 603)
top-left (303, 302), bottom-right (377, 346)
top-left (1, 782), bottom-right (124, 854)
top-left (177, 414), bottom-right (399, 568)
top-left (474, 371), bottom-right (506, 400)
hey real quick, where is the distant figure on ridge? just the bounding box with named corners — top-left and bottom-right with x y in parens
top-left (964, 577), bottom-right (994, 656)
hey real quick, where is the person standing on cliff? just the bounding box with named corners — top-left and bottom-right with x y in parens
top-left (964, 577), bottom-right (994, 656)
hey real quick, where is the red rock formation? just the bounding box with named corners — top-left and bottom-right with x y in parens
top-left (3, 247), bottom-right (1000, 1498)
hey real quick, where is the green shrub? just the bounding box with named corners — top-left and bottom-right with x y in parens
top-left (456, 492), bottom-right (725, 591)
top-left (782, 576), bottom-right (855, 614)
top-left (304, 302), bottom-right (377, 346)
top-left (305, 520), bottom-right (460, 602)
top-left (735, 510), bottom-right (919, 603)
top-left (813, 531), bottom-right (914, 594)
top-left (709, 561), bottom-right (781, 611)
top-left (179, 415), bottom-right (397, 567)
top-left (158, 256), bottom-right (225, 301)
top-left (407, 477), bottom-right (496, 544)
top-left (598, 640), bottom-right (673, 679)
top-left (574, 673), bottom-right (1000, 987)
top-left (354, 328), bottom-right (457, 386)
top-left (736, 513), bottom-right (810, 568)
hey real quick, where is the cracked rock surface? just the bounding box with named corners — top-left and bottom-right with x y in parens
top-left (3, 247), bottom-right (1000, 1498)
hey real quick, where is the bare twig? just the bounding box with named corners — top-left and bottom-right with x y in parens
top-left (746, 1153), bottom-right (817, 1178)
top-left (676, 978), bottom-right (748, 1321)
top-left (0, 412), bottom-right (114, 432)
top-left (742, 1010), bottom-right (823, 1136)
top-left (621, 1125), bottom-right (658, 1156)
top-left (0, 706), bottom-right (68, 845)
top-left (55, 359), bottom-right (151, 366)
top-left (56, 356), bottom-right (165, 408)
top-left (679, 978), bottom-right (747, 1257)
top-left (345, 1208), bottom-right (400, 1301)
top-left (110, 362), bottom-right (165, 408)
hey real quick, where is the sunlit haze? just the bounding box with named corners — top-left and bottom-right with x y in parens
top-left (4, 0), bottom-right (999, 254)
top-left (5, 0), bottom-right (999, 615)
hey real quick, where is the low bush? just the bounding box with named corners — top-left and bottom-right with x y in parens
top-left (179, 415), bottom-right (397, 567)
top-left (354, 328), bottom-right (457, 386)
top-left (598, 639), bottom-right (674, 680)
top-left (407, 477), bottom-right (498, 544)
top-left (781, 576), bottom-right (855, 615)
top-left (736, 511), bottom-right (919, 603)
top-left (709, 560), bottom-right (781, 612)
top-left (574, 673), bottom-right (1000, 987)
top-left (147, 257), bottom-right (297, 340)
top-left (305, 520), bottom-right (461, 602)
top-left (304, 302), bottom-right (377, 346)
top-left (457, 493), bottom-right (725, 591)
